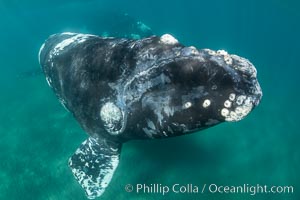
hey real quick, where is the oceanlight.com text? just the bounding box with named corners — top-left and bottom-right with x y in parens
top-left (124, 183), bottom-right (294, 196)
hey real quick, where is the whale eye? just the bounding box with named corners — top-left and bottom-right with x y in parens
top-left (100, 102), bottom-right (124, 135)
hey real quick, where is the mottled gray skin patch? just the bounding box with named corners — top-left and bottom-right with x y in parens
top-left (69, 137), bottom-right (120, 199)
top-left (39, 33), bottom-right (262, 199)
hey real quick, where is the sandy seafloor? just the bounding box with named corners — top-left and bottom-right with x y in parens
top-left (0, 0), bottom-right (299, 199)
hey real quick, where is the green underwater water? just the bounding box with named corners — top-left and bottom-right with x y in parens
top-left (0, 0), bottom-right (299, 199)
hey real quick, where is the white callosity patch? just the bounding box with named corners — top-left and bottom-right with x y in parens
top-left (160, 34), bottom-right (178, 45)
top-left (221, 108), bottom-right (230, 117)
top-left (221, 93), bottom-right (254, 122)
top-left (100, 102), bottom-right (123, 135)
top-left (226, 96), bottom-right (253, 122)
top-left (217, 50), bottom-right (233, 65)
top-left (236, 95), bottom-right (247, 105)
top-left (229, 93), bottom-right (236, 101)
top-left (204, 48), bottom-right (217, 56)
top-left (224, 100), bottom-right (232, 108)
top-left (202, 99), bottom-right (211, 108)
top-left (183, 102), bottom-right (192, 109)
top-left (69, 137), bottom-right (120, 199)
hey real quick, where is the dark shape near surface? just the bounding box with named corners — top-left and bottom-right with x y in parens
top-left (99, 13), bottom-right (153, 39)
top-left (39, 32), bottom-right (262, 199)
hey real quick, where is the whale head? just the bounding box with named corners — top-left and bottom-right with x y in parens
top-left (131, 45), bottom-right (262, 138)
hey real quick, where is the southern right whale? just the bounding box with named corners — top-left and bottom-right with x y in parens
top-left (39, 32), bottom-right (262, 199)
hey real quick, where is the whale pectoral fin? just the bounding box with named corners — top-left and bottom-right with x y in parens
top-left (68, 137), bottom-right (121, 199)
